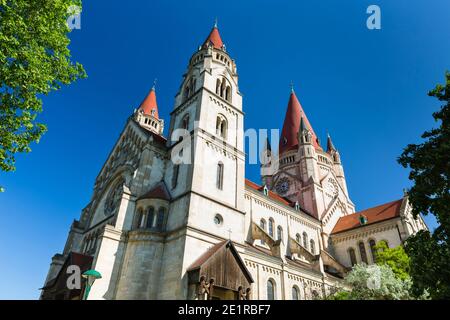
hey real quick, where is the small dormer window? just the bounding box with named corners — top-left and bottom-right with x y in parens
top-left (151, 109), bottom-right (156, 116)
top-left (263, 185), bottom-right (269, 196)
top-left (295, 201), bottom-right (300, 211)
top-left (359, 215), bottom-right (368, 225)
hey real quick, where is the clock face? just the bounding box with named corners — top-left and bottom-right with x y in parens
top-left (276, 178), bottom-right (290, 195)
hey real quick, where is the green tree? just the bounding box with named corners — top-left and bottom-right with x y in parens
top-left (404, 231), bottom-right (449, 299)
top-left (323, 290), bottom-right (351, 300)
top-left (374, 241), bottom-right (410, 281)
top-left (338, 264), bottom-right (413, 300)
top-left (398, 71), bottom-right (450, 299)
top-left (0, 0), bottom-right (86, 189)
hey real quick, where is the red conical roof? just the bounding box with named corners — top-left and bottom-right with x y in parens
top-left (139, 87), bottom-right (159, 118)
top-left (279, 91), bottom-right (321, 154)
top-left (202, 25), bottom-right (224, 49)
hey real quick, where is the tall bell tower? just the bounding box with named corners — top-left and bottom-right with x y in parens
top-left (265, 88), bottom-right (355, 224)
top-left (158, 23), bottom-right (246, 299)
top-left (166, 22), bottom-right (245, 213)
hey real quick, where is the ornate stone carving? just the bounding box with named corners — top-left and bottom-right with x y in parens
top-left (238, 286), bottom-right (251, 300)
top-left (104, 178), bottom-right (124, 216)
top-left (197, 276), bottom-right (215, 300)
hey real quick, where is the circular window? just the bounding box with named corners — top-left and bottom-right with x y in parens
top-left (214, 214), bottom-right (223, 226)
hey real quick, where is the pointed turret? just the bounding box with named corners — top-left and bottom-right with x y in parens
top-left (326, 133), bottom-right (336, 153)
top-left (202, 21), bottom-right (224, 50)
top-left (134, 83), bottom-right (164, 135)
top-left (139, 85), bottom-right (159, 118)
top-left (299, 116), bottom-right (306, 133)
top-left (279, 89), bottom-right (321, 154)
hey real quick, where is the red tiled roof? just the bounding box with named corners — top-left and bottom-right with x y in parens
top-left (245, 179), bottom-right (292, 206)
top-left (331, 199), bottom-right (403, 234)
top-left (279, 91), bottom-right (321, 154)
top-left (202, 26), bottom-right (224, 49)
top-left (139, 87), bottom-right (159, 118)
top-left (138, 181), bottom-right (171, 201)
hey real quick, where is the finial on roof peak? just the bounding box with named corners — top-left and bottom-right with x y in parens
top-left (290, 81), bottom-right (294, 93)
top-left (214, 17), bottom-right (218, 28)
top-left (152, 78), bottom-right (157, 90)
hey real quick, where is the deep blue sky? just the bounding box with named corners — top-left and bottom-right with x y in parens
top-left (1, 0), bottom-right (449, 299)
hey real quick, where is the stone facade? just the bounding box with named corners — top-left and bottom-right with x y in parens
top-left (41, 25), bottom-right (427, 300)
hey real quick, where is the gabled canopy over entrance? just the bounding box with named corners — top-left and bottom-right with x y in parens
top-left (187, 240), bottom-right (253, 300)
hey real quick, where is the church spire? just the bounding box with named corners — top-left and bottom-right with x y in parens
top-left (279, 88), bottom-right (321, 154)
top-left (139, 83), bottom-right (159, 119)
top-left (202, 21), bottom-right (224, 50)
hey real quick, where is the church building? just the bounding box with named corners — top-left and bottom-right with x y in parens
top-left (40, 24), bottom-right (427, 300)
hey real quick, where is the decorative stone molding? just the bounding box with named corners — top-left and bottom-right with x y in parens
top-left (330, 221), bottom-right (399, 244)
top-left (209, 95), bottom-right (238, 116)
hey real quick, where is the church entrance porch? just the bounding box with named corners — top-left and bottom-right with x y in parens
top-left (187, 240), bottom-right (253, 300)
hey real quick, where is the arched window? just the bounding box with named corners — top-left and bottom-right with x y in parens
top-left (296, 233), bottom-right (301, 244)
top-left (216, 162), bottom-right (224, 190)
top-left (303, 232), bottom-right (308, 250)
top-left (136, 208), bottom-right (145, 229)
top-left (216, 115), bottom-right (228, 139)
top-left (156, 207), bottom-right (165, 230)
top-left (86, 238), bottom-right (91, 252)
top-left (181, 114), bottom-right (190, 130)
top-left (369, 239), bottom-right (377, 263)
top-left (82, 239), bottom-right (88, 253)
top-left (216, 79), bottom-right (221, 95)
top-left (225, 86), bottom-right (231, 102)
top-left (220, 78), bottom-right (226, 97)
top-left (146, 207), bottom-right (155, 228)
top-left (184, 77), bottom-right (196, 100)
top-left (277, 226), bottom-right (283, 241)
top-left (348, 248), bottom-right (357, 266)
top-left (172, 164), bottom-right (179, 189)
top-left (310, 239), bottom-right (315, 255)
top-left (358, 241), bottom-right (368, 264)
top-left (268, 219), bottom-right (274, 238)
top-left (260, 219), bottom-right (266, 245)
top-left (92, 234), bottom-right (99, 252)
top-left (292, 286), bottom-right (300, 300)
top-left (267, 279), bottom-right (275, 300)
